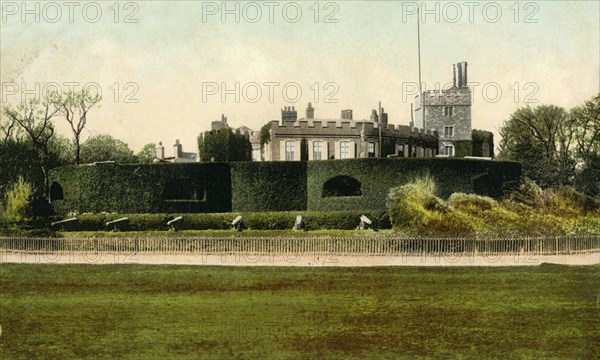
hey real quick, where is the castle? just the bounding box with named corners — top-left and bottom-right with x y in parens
top-left (204, 62), bottom-right (492, 162)
top-left (262, 104), bottom-right (439, 161)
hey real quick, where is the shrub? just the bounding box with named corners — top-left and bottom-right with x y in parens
top-left (4, 177), bottom-right (34, 223)
top-left (56, 211), bottom-right (391, 232)
top-left (387, 174), bottom-right (442, 232)
top-left (418, 210), bottom-right (477, 237)
top-left (503, 177), bottom-right (544, 206)
top-left (542, 186), bottom-right (599, 217)
top-left (449, 193), bottom-right (498, 212)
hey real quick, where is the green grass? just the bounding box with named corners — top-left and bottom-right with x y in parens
top-left (1, 264), bottom-right (598, 359)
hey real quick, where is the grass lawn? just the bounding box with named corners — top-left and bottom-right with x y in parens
top-left (0, 264), bottom-right (598, 359)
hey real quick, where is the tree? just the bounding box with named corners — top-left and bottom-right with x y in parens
top-left (571, 94), bottom-right (600, 164)
top-left (2, 94), bottom-right (61, 200)
top-left (498, 105), bottom-right (576, 187)
top-left (571, 94), bottom-right (600, 196)
top-left (198, 129), bottom-right (252, 162)
top-left (137, 143), bottom-right (157, 163)
top-left (80, 134), bottom-right (136, 164)
top-left (58, 89), bottom-right (102, 164)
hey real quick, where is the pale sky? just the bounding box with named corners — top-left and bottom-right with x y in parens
top-left (1, 1), bottom-right (598, 153)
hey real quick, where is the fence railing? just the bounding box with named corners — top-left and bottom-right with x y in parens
top-left (0, 235), bottom-right (598, 257)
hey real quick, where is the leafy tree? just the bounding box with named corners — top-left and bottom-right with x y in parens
top-left (80, 134), bottom-right (136, 163)
top-left (57, 89), bottom-right (102, 164)
top-left (2, 94), bottom-right (61, 200)
top-left (498, 105), bottom-right (576, 187)
top-left (259, 123), bottom-right (272, 160)
top-left (571, 94), bottom-right (600, 196)
top-left (48, 134), bottom-right (75, 166)
top-left (137, 143), bottom-right (157, 163)
top-left (571, 94), bottom-right (600, 163)
top-left (198, 129), bottom-right (252, 162)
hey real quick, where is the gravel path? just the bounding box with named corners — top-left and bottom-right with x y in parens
top-left (1, 251), bottom-right (598, 266)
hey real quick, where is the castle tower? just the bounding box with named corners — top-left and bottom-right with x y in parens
top-left (414, 62), bottom-right (472, 157)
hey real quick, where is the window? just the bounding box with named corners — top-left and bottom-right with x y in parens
top-left (444, 145), bottom-right (454, 156)
top-left (285, 141), bottom-right (295, 161)
top-left (444, 125), bottom-right (454, 138)
top-left (444, 106), bottom-right (454, 117)
top-left (313, 141), bottom-right (323, 160)
top-left (340, 141), bottom-right (350, 159)
top-left (368, 142), bottom-right (375, 158)
top-left (398, 144), bottom-right (404, 157)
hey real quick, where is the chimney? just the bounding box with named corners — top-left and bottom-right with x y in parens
top-left (155, 141), bottom-right (164, 160)
top-left (281, 106), bottom-right (297, 123)
top-left (306, 102), bottom-right (314, 119)
top-left (453, 64), bottom-right (457, 88)
top-left (370, 109), bottom-right (379, 122)
top-left (173, 139), bottom-right (182, 158)
top-left (457, 61), bottom-right (468, 88)
top-left (341, 109), bottom-right (353, 120)
top-left (381, 107), bottom-right (388, 128)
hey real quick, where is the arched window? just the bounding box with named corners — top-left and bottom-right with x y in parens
top-left (50, 182), bottom-right (64, 201)
top-left (322, 176), bottom-right (362, 197)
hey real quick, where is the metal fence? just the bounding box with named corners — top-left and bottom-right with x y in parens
top-left (0, 235), bottom-right (598, 257)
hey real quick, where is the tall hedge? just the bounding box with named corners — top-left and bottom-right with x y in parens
top-left (49, 158), bottom-right (520, 215)
top-left (50, 163), bottom-right (231, 215)
top-left (306, 158), bottom-right (520, 211)
top-left (230, 161), bottom-right (307, 212)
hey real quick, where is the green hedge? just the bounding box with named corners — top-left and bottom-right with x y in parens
top-left (55, 211), bottom-right (389, 231)
top-left (307, 158), bottom-right (521, 211)
top-left (50, 158), bottom-right (520, 215)
top-left (50, 163), bottom-right (232, 215)
top-left (453, 140), bottom-right (473, 158)
top-left (230, 161), bottom-right (307, 212)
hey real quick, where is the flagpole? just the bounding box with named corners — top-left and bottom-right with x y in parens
top-left (417, 7), bottom-right (424, 129)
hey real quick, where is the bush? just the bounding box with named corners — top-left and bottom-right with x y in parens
top-left (56, 211), bottom-right (391, 232)
top-left (449, 193), bottom-right (497, 212)
top-left (387, 174), bottom-right (442, 232)
top-left (4, 177), bottom-right (34, 223)
top-left (542, 186), bottom-right (599, 217)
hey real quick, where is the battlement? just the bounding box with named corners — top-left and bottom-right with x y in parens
top-left (419, 87), bottom-right (471, 106)
top-left (271, 118), bottom-right (438, 139)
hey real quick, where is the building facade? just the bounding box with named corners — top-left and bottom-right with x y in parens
top-left (414, 62), bottom-right (472, 156)
top-left (263, 103), bottom-right (439, 161)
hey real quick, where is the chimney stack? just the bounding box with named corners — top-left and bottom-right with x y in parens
top-left (453, 64), bottom-right (457, 88)
top-left (341, 109), bottom-right (353, 120)
top-left (281, 106), bottom-right (298, 123)
top-left (306, 102), bottom-right (314, 119)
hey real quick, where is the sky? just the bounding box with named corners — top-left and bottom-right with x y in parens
top-left (1, 0), bottom-right (598, 153)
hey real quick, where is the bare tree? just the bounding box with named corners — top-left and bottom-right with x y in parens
top-left (0, 113), bottom-right (19, 145)
top-left (2, 94), bottom-right (61, 200)
top-left (58, 89), bottom-right (102, 165)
